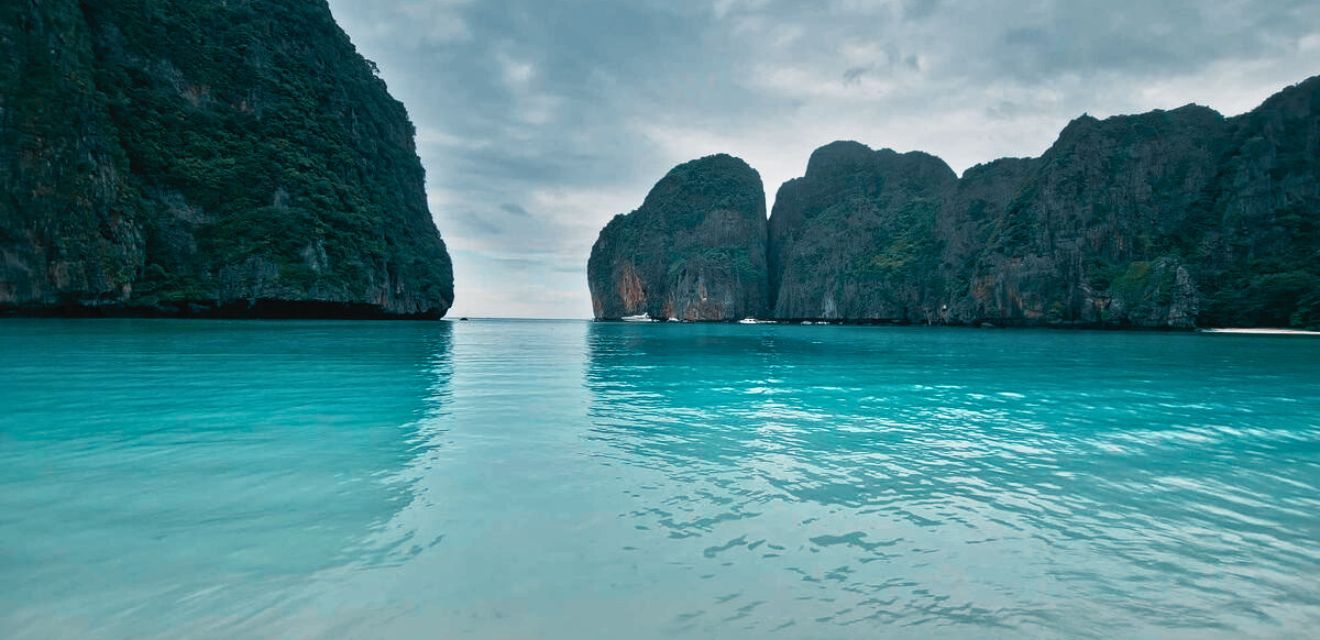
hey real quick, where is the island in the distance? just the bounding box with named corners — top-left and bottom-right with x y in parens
top-left (589, 75), bottom-right (1319, 330)
top-left (1, 0), bottom-right (453, 318)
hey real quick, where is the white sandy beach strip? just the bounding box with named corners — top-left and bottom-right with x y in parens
top-left (1200, 328), bottom-right (1320, 336)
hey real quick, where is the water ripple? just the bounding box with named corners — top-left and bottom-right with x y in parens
top-left (583, 324), bottom-right (1320, 638)
top-left (2, 320), bottom-right (1319, 639)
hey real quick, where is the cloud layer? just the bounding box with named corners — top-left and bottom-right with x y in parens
top-left (327, 0), bottom-right (1320, 318)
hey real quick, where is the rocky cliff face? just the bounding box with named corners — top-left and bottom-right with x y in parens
top-left (0, 1), bottom-right (142, 308)
top-left (768, 141), bottom-right (957, 321)
top-left (763, 76), bottom-right (1319, 329)
top-left (1, 0), bottom-right (453, 318)
top-left (946, 105), bottom-right (1226, 328)
top-left (1198, 78), bottom-right (1320, 328)
top-left (588, 154), bottom-right (768, 321)
top-left (594, 76), bottom-right (1318, 328)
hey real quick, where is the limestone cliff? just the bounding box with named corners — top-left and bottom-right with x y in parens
top-left (1, 0), bottom-right (453, 318)
top-left (588, 154), bottom-right (768, 321)
top-left (946, 104), bottom-right (1226, 328)
top-left (768, 141), bottom-right (956, 321)
top-left (765, 76), bottom-right (1319, 329)
top-left (1199, 77), bottom-right (1320, 328)
top-left (593, 76), bottom-right (1319, 328)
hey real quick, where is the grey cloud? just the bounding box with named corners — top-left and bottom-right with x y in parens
top-left (901, 0), bottom-right (942, 21)
top-left (448, 208), bottom-right (503, 237)
top-left (987, 2), bottom-right (1319, 81)
top-left (843, 66), bottom-right (870, 84)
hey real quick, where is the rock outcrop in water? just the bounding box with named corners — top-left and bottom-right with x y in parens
top-left (588, 154), bottom-right (768, 321)
top-left (941, 104), bottom-right (1226, 329)
top-left (772, 77), bottom-right (1319, 329)
top-left (1, 0), bottom-right (453, 318)
top-left (768, 141), bottom-right (957, 321)
top-left (591, 75), bottom-right (1319, 329)
top-left (771, 107), bottom-right (1225, 327)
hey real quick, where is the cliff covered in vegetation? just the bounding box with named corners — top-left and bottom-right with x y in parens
top-left (588, 154), bottom-right (768, 321)
top-left (591, 76), bottom-right (1319, 329)
top-left (1, 0), bottom-right (453, 318)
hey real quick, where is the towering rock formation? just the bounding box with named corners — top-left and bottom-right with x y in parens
top-left (944, 104), bottom-right (1225, 328)
top-left (592, 75), bottom-right (1319, 329)
top-left (588, 154), bottom-right (768, 321)
top-left (768, 108), bottom-right (1226, 327)
top-left (0, 1), bottom-right (141, 309)
top-left (1, 0), bottom-right (454, 318)
top-left (1198, 78), bottom-right (1320, 328)
top-left (768, 141), bottom-right (956, 321)
top-left (764, 76), bottom-right (1319, 329)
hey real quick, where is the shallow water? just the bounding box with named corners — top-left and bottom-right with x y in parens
top-left (2, 319), bottom-right (1319, 639)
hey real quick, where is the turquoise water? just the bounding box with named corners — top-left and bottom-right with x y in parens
top-left (2, 320), bottom-right (1319, 639)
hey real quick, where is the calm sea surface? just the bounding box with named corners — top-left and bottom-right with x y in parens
top-left (2, 319), bottom-right (1319, 639)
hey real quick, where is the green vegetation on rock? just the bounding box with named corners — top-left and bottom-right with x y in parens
top-left (592, 76), bottom-right (1318, 329)
top-left (1, 0), bottom-right (453, 318)
top-left (764, 77), bottom-right (1319, 329)
top-left (588, 154), bottom-right (768, 321)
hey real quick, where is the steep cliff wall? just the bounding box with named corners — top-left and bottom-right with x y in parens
top-left (1199, 78), bottom-right (1320, 328)
top-left (762, 76), bottom-right (1319, 329)
top-left (768, 141), bottom-right (956, 321)
top-left (1, 0), bottom-right (453, 318)
top-left (588, 154), bottom-right (768, 321)
top-left (0, 0), bottom-right (143, 308)
top-left (951, 105), bottom-right (1226, 328)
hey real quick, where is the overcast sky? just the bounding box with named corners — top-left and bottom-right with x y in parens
top-left (326, 0), bottom-right (1319, 319)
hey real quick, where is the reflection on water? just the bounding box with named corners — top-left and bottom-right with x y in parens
top-left (583, 323), bottom-right (1320, 638)
top-left (2, 319), bottom-right (1319, 639)
top-left (0, 320), bottom-right (453, 638)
